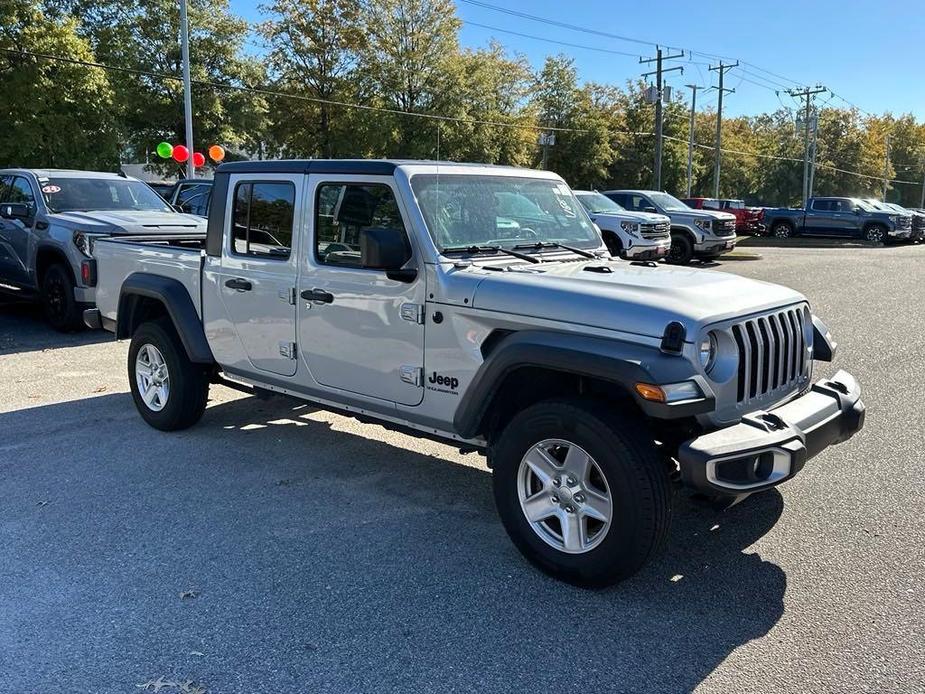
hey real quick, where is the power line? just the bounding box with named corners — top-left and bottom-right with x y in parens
top-left (462, 20), bottom-right (644, 58)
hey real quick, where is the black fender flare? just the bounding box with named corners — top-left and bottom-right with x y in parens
top-left (453, 330), bottom-right (715, 439)
top-left (117, 272), bottom-right (214, 364)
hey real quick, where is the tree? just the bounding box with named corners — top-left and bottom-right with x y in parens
top-left (260, 0), bottom-right (365, 158)
top-left (0, 0), bottom-right (119, 169)
top-left (70, 0), bottom-right (267, 169)
top-left (531, 56), bottom-right (614, 187)
top-left (435, 42), bottom-right (536, 165)
top-left (358, 0), bottom-right (461, 157)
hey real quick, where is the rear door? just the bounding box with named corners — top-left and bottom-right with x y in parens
top-left (0, 175), bottom-right (36, 285)
top-left (296, 175), bottom-right (425, 406)
top-left (804, 199), bottom-right (833, 234)
top-left (215, 174), bottom-right (301, 377)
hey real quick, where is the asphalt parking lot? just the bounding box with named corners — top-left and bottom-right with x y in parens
top-left (1, 244), bottom-right (923, 694)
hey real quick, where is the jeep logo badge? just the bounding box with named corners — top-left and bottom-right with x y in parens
top-left (428, 371), bottom-right (459, 391)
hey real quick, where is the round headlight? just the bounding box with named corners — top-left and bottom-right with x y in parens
top-left (699, 332), bottom-right (718, 372)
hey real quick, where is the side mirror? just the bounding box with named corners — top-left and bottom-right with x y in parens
top-left (854, 208), bottom-right (863, 214)
top-left (643, 206), bottom-right (658, 214)
top-left (360, 227), bottom-right (415, 281)
top-left (0, 202), bottom-right (32, 221)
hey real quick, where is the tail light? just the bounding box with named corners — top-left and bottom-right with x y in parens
top-left (81, 259), bottom-right (97, 286)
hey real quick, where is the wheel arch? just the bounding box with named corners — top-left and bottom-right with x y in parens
top-left (453, 330), bottom-right (714, 440)
top-left (35, 244), bottom-right (74, 287)
top-left (117, 273), bottom-right (214, 364)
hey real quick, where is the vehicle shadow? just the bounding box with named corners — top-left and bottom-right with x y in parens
top-left (0, 295), bottom-right (111, 355)
top-left (737, 235), bottom-right (882, 250)
top-left (1, 393), bottom-right (786, 693)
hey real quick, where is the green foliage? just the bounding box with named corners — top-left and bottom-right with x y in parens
top-left (1, 0), bottom-right (923, 206)
top-left (0, 0), bottom-right (119, 169)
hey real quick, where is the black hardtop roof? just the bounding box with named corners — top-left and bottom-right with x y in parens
top-left (215, 159), bottom-right (533, 176)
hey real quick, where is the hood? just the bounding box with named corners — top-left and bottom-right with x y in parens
top-left (469, 259), bottom-right (805, 338)
top-left (590, 210), bottom-right (669, 225)
top-left (677, 208), bottom-right (737, 222)
top-left (50, 210), bottom-right (206, 234)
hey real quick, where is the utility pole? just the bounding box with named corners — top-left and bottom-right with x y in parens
top-left (787, 85), bottom-right (827, 207)
top-left (808, 113), bottom-right (819, 198)
top-left (708, 61), bottom-right (737, 198)
top-left (684, 84), bottom-right (700, 197)
top-left (920, 155), bottom-right (925, 209)
top-left (640, 47), bottom-right (684, 190)
top-left (180, 0), bottom-right (195, 179)
top-left (881, 134), bottom-right (891, 202)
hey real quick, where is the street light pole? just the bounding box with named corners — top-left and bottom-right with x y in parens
top-left (180, 0), bottom-right (195, 179)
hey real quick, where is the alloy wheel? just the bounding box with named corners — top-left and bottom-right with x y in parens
top-left (135, 344), bottom-right (170, 412)
top-left (517, 439), bottom-right (613, 554)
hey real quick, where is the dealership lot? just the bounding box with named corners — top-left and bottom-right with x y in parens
top-left (1, 245), bottom-right (923, 694)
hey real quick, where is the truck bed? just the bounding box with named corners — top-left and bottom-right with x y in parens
top-left (92, 234), bottom-right (206, 325)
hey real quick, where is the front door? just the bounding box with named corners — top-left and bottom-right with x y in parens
top-left (297, 175), bottom-right (425, 406)
top-left (215, 174), bottom-right (301, 377)
top-left (0, 175), bottom-right (36, 286)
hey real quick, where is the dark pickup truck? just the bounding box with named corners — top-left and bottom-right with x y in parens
top-left (763, 197), bottom-right (912, 243)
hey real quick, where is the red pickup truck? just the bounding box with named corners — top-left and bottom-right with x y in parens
top-left (682, 198), bottom-right (765, 235)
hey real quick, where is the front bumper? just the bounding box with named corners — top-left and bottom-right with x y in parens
top-left (695, 236), bottom-right (737, 255)
top-left (624, 238), bottom-right (671, 259)
top-left (677, 370), bottom-right (864, 495)
top-left (888, 228), bottom-right (911, 239)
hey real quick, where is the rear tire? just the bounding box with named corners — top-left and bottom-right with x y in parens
top-left (491, 399), bottom-right (672, 587)
top-left (41, 263), bottom-right (83, 332)
top-left (128, 317), bottom-right (209, 431)
top-left (771, 221), bottom-right (794, 239)
top-left (666, 233), bottom-right (693, 265)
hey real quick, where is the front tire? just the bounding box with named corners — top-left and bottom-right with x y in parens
top-left (666, 233), bottom-right (693, 265)
top-left (128, 318), bottom-right (209, 431)
top-left (41, 263), bottom-right (83, 332)
top-left (491, 399), bottom-right (672, 587)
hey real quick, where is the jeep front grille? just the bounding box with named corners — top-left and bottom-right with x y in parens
top-left (640, 222), bottom-right (670, 239)
top-left (731, 307), bottom-right (808, 404)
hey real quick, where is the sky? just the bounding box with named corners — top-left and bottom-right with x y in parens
top-left (230, 0), bottom-right (925, 120)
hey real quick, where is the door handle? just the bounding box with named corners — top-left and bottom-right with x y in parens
top-left (300, 288), bottom-right (334, 304)
top-left (225, 278), bottom-right (252, 291)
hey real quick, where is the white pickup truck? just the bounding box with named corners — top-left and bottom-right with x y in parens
top-left (84, 159), bottom-right (865, 586)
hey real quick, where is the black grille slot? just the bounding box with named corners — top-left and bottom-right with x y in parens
top-left (732, 324), bottom-right (747, 402)
top-left (745, 321), bottom-right (760, 398)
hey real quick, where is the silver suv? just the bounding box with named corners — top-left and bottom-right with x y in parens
top-left (604, 190), bottom-right (737, 264)
top-left (573, 190), bottom-right (671, 260)
top-left (86, 160), bottom-right (865, 587)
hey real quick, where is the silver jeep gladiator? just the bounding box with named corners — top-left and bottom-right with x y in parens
top-left (84, 160), bottom-right (865, 586)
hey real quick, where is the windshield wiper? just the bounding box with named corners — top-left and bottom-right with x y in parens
top-left (442, 245), bottom-right (541, 264)
top-left (513, 241), bottom-right (600, 259)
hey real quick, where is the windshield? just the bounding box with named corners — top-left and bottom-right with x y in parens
top-left (575, 192), bottom-right (624, 214)
top-left (854, 199), bottom-right (879, 211)
top-left (411, 174), bottom-right (599, 249)
top-left (648, 191), bottom-right (691, 212)
top-left (40, 177), bottom-right (173, 213)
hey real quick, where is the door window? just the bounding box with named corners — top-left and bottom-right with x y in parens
top-left (810, 199), bottom-right (831, 212)
top-left (231, 182), bottom-right (295, 259)
top-left (314, 183), bottom-right (409, 267)
top-left (175, 183), bottom-right (211, 216)
top-left (0, 176), bottom-right (12, 201)
top-left (7, 177), bottom-right (35, 205)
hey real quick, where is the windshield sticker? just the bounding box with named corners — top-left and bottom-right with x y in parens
top-left (41, 185), bottom-right (61, 194)
top-left (556, 184), bottom-right (571, 195)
